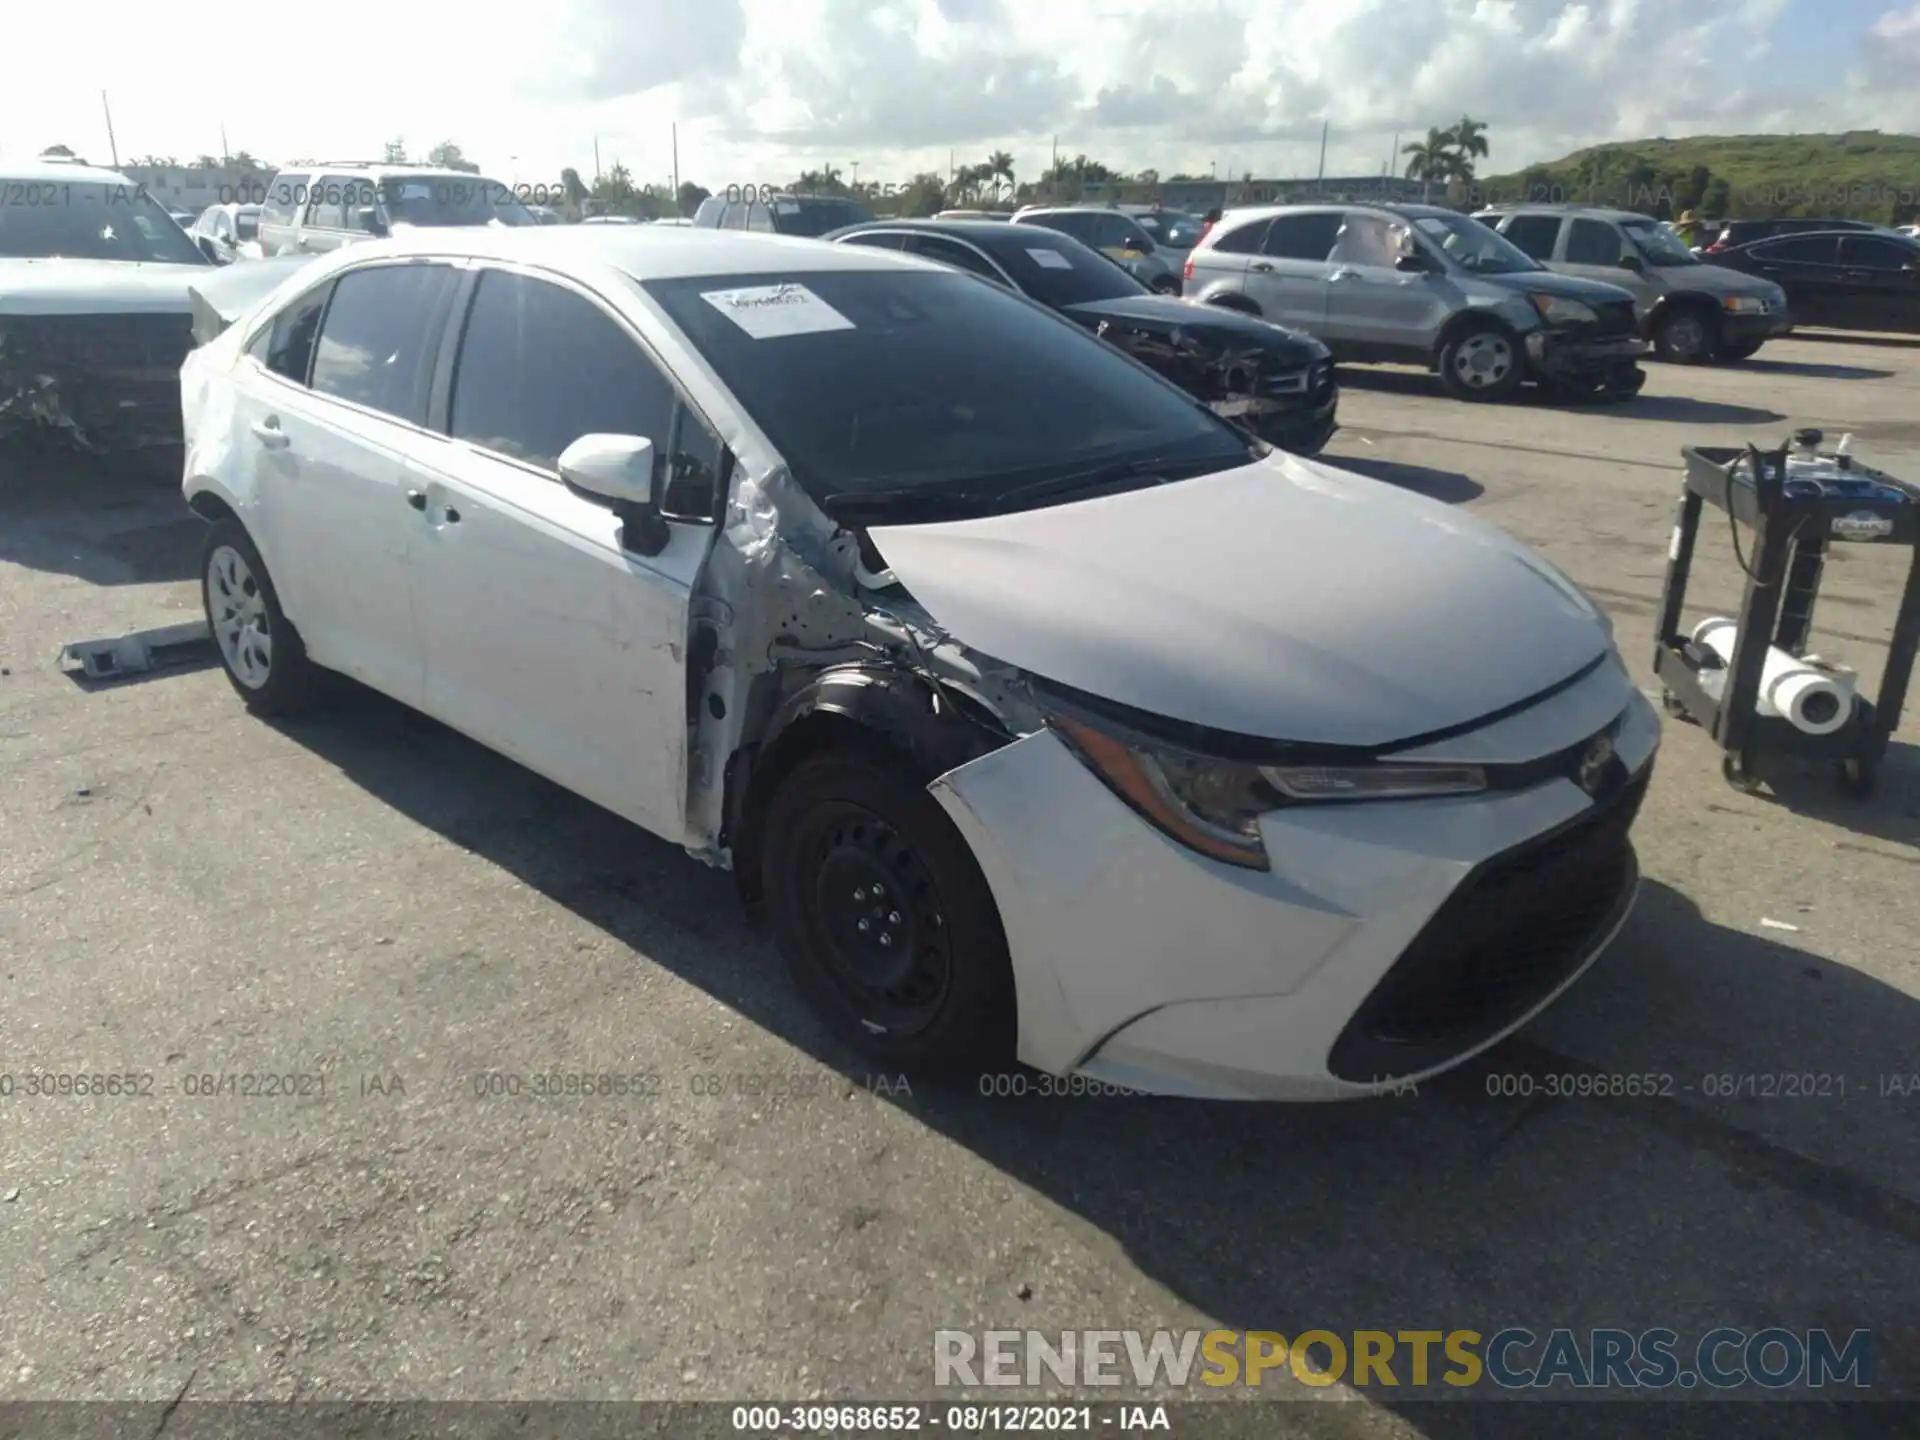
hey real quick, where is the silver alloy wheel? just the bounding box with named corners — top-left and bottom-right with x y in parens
top-left (1451, 332), bottom-right (1514, 388)
top-left (208, 544), bottom-right (273, 690)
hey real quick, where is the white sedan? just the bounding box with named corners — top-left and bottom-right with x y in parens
top-left (180, 226), bottom-right (1658, 1100)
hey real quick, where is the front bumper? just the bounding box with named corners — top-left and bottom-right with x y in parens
top-left (0, 312), bottom-right (196, 453)
top-left (1721, 310), bottom-right (1787, 344)
top-left (1527, 328), bottom-right (1649, 385)
top-left (930, 658), bottom-right (1660, 1101)
top-left (1211, 362), bottom-right (1340, 456)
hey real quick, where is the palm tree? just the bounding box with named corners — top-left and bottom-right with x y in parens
top-left (1401, 129), bottom-right (1454, 185)
top-left (1449, 116), bottom-right (1490, 174)
top-left (987, 149), bottom-right (1015, 200)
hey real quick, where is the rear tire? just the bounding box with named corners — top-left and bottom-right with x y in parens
top-left (201, 519), bottom-right (317, 717)
top-left (760, 749), bottom-right (1016, 1075)
top-left (1438, 324), bottom-right (1523, 402)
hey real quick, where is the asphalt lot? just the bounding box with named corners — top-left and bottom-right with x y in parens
top-left (2, 336), bottom-right (1918, 1439)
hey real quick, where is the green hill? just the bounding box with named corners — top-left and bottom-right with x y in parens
top-left (1471, 131), bottom-right (1920, 222)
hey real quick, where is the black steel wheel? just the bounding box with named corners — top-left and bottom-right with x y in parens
top-left (1654, 307), bottom-right (1719, 363)
top-left (761, 749), bottom-right (1015, 1073)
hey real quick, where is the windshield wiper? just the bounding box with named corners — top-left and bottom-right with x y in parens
top-left (822, 451), bottom-right (1243, 523)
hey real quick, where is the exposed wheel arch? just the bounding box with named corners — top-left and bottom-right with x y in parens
top-left (188, 490), bottom-right (239, 524)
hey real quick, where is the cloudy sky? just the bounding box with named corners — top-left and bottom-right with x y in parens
top-left (5, 0), bottom-right (1917, 191)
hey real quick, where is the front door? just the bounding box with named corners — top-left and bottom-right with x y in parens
top-left (408, 265), bottom-right (723, 840)
top-left (1741, 235), bottom-right (1845, 328)
top-left (1560, 216), bottom-right (1658, 310)
top-left (1321, 212), bottom-right (1451, 353)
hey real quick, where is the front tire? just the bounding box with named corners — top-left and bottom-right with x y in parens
top-left (760, 749), bottom-right (1015, 1075)
top-left (201, 519), bottom-right (316, 716)
top-left (1654, 307), bottom-right (1718, 363)
top-left (1438, 324), bottom-right (1523, 401)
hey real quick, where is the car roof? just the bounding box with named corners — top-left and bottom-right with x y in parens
top-left (1, 157), bottom-right (141, 185)
top-left (1475, 203), bottom-right (1653, 223)
top-left (834, 218), bottom-right (1034, 242)
top-left (274, 162), bottom-right (498, 177)
top-left (1211, 200), bottom-right (1466, 225)
top-left (330, 225), bottom-right (943, 280)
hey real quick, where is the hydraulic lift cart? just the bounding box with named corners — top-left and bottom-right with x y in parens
top-left (1653, 430), bottom-right (1920, 797)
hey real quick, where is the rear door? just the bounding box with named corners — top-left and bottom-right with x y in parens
top-left (1741, 235), bottom-right (1844, 327)
top-left (1187, 212), bottom-right (1268, 297)
top-left (408, 265), bottom-right (725, 838)
top-left (1245, 210), bottom-right (1344, 334)
top-left (1836, 234), bottom-right (1920, 333)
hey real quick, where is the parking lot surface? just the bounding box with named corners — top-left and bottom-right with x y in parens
top-left (3, 338), bottom-right (1918, 1438)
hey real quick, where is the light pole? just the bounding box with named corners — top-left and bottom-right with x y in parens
top-left (851, 160), bottom-right (860, 191)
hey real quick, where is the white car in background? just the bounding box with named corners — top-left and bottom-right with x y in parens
top-left (179, 226), bottom-right (1657, 1100)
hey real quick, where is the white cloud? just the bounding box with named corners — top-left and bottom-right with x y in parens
top-left (1, 0), bottom-right (1911, 191)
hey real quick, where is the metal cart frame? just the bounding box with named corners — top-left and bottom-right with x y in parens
top-left (1652, 440), bottom-right (1920, 796)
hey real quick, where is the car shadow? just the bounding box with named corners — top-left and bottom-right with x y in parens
top-left (1590, 394), bottom-right (1787, 425)
top-left (0, 455), bottom-right (201, 587)
top-left (273, 684), bottom-right (1918, 1435)
top-left (1734, 358), bottom-right (1896, 382)
top-left (1787, 330), bottom-right (1920, 352)
top-left (1318, 453), bottom-right (1484, 504)
top-left (1736, 737), bottom-right (1920, 850)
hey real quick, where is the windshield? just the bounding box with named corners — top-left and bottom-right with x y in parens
top-left (993, 234), bottom-right (1149, 307)
top-left (0, 181), bottom-right (210, 264)
top-left (643, 269), bottom-right (1249, 519)
top-left (772, 198), bottom-right (876, 238)
top-left (1411, 213), bottom-right (1540, 275)
top-left (378, 176), bottom-right (535, 228)
top-left (1623, 220), bottom-right (1699, 266)
top-left (235, 207), bottom-right (260, 241)
top-left (1137, 212), bottom-right (1205, 249)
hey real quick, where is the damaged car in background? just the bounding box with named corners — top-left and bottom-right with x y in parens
top-left (828, 218), bottom-right (1338, 455)
top-left (1, 157), bottom-right (213, 459)
top-left (179, 227), bottom-right (1659, 1101)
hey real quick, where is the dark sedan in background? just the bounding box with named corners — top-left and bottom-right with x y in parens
top-left (825, 218), bottom-right (1339, 455)
top-left (1706, 229), bottom-right (1920, 334)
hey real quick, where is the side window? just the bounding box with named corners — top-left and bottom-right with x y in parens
top-left (1566, 219), bottom-right (1622, 265)
top-left (660, 406), bottom-right (731, 523)
top-left (721, 201), bottom-right (749, 231)
top-left (310, 263), bottom-right (460, 423)
top-left (837, 232), bottom-right (909, 250)
top-left (909, 235), bottom-right (1006, 281)
top-left (745, 202), bottom-right (776, 233)
top-left (249, 281), bottom-right (334, 385)
top-left (1841, 236), bottom-right (1916, 271)
top-left (1034, 213), bottom-right (1088, 241)
top-left (1084, 214), bottom-right (1129, 248)
top-left (1754, 236), bottom-right (1839, 265)
top-left (261, 172), bottom-right (307, 226)
top-left (342, 179), bottom-right (381, 231)
top-left (1501, 214), bottom-right (1562, 260)
top-left (1209, 218), bottom-right (1270, 254)
top-left (1262, 212), bottom-right (1344, 261)
top-left (304, 175), bottom-right (348, 230)
top-left (449, 270), bottom-right (679, 477)
top-left (1329, 213), bottom-right (1407, 268)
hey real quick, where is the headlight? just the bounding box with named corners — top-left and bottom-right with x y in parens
top-left (1529, 293), bottom-right (1596, 326)
top-left (1723, 295), bottom-right (1766, 313)
top-left (1261, 764), bottom-right (1487, 801)
top-left (1049, 714), bottom-right (1274, 869)
top-left (1049, 713), bottom-right (1492, 871)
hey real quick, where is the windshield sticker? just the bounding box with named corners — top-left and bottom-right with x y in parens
top-left (701, 283), bottom-right (856, 339)
top-left (1027, 247), bottom-right (1073, 269)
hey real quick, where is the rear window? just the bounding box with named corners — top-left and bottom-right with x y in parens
top-left (235, 208), bottom-right (260, 241)
top-left (771, 198), bottom-right (875, 238)
top-left (993, 233), bottom-right (1146, 306)
top-left (379, 176), bottom-right (535, 228)
top-left (260, 172), bottom-right (307, 226)
top-left (642, 268), bottom-right (1246, 514)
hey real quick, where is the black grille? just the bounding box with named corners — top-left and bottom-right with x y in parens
top-left (1258, 359), bottom-right (1336, 400)
top-left (3, 312), bottom-right (196, 370)
top-left (1327, 761), bottom-right (1651, 1084)
top-left (1591, 300), bottom-right (1639, 339)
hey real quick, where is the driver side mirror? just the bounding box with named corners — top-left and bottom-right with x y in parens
top-left (1618, 253), bottom-right (1646, 272)
top-left (197, 235), bottom-right (220, 262)
top-left (558, 434), bottom-right (670, 556)
top-left (354, 206), bottom-right (389, 238)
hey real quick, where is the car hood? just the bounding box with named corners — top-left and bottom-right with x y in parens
top-left (1477, 269), bottom-right (1639, 305)
top-left (1062, 295), bottom-right (1328, 362)
top-left (1671, 261), bottom-right (1779, 296)
top-left (186, 253), bottom-right (322, 344)
top-left (0, 258), bottom-right (210, 315)
top-left (867, 451), bottom-right (1610, 747)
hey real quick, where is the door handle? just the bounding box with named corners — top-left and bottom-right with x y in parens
top-left (249, 419), bottom-right (289, 450)
top-left (407, 489), bottom-right (428, 511)
top-left (441, 505), bottom-right (461, 524)
top-left (1250, 261), bottom-right (1274, 272)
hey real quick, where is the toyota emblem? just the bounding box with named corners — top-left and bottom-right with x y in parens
top-left (1577, 734), bottom-right (1615, 795)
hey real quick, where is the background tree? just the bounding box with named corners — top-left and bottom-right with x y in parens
top-left (677, 181), bottom-right (711, 216)
top-left (427, 141), bottom-right (480, 174)
top-left (193, 153), bottom-right (222, 169)
top-left (40, 144), bottom-right (76, 158)
top-left (987, 149), bottom-right (1016, 199)
top-left (1448, 115), bottom-right (1490, 179)
top-left (382, 138), bottom-right (408, 164)
top-left (229, 151), bottom-right (268, 173)
top-left (591, 161), bottom-right (639, 216)
top-left (899, 171), bottom-right (948, 216)
top-left (1401, 128), bottom-right (1454, 187)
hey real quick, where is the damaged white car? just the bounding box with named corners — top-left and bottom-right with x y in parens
top-left (180, 227), bottom-right (1659, 1100)
top-left (1, 157), bottom-right (214, 454)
